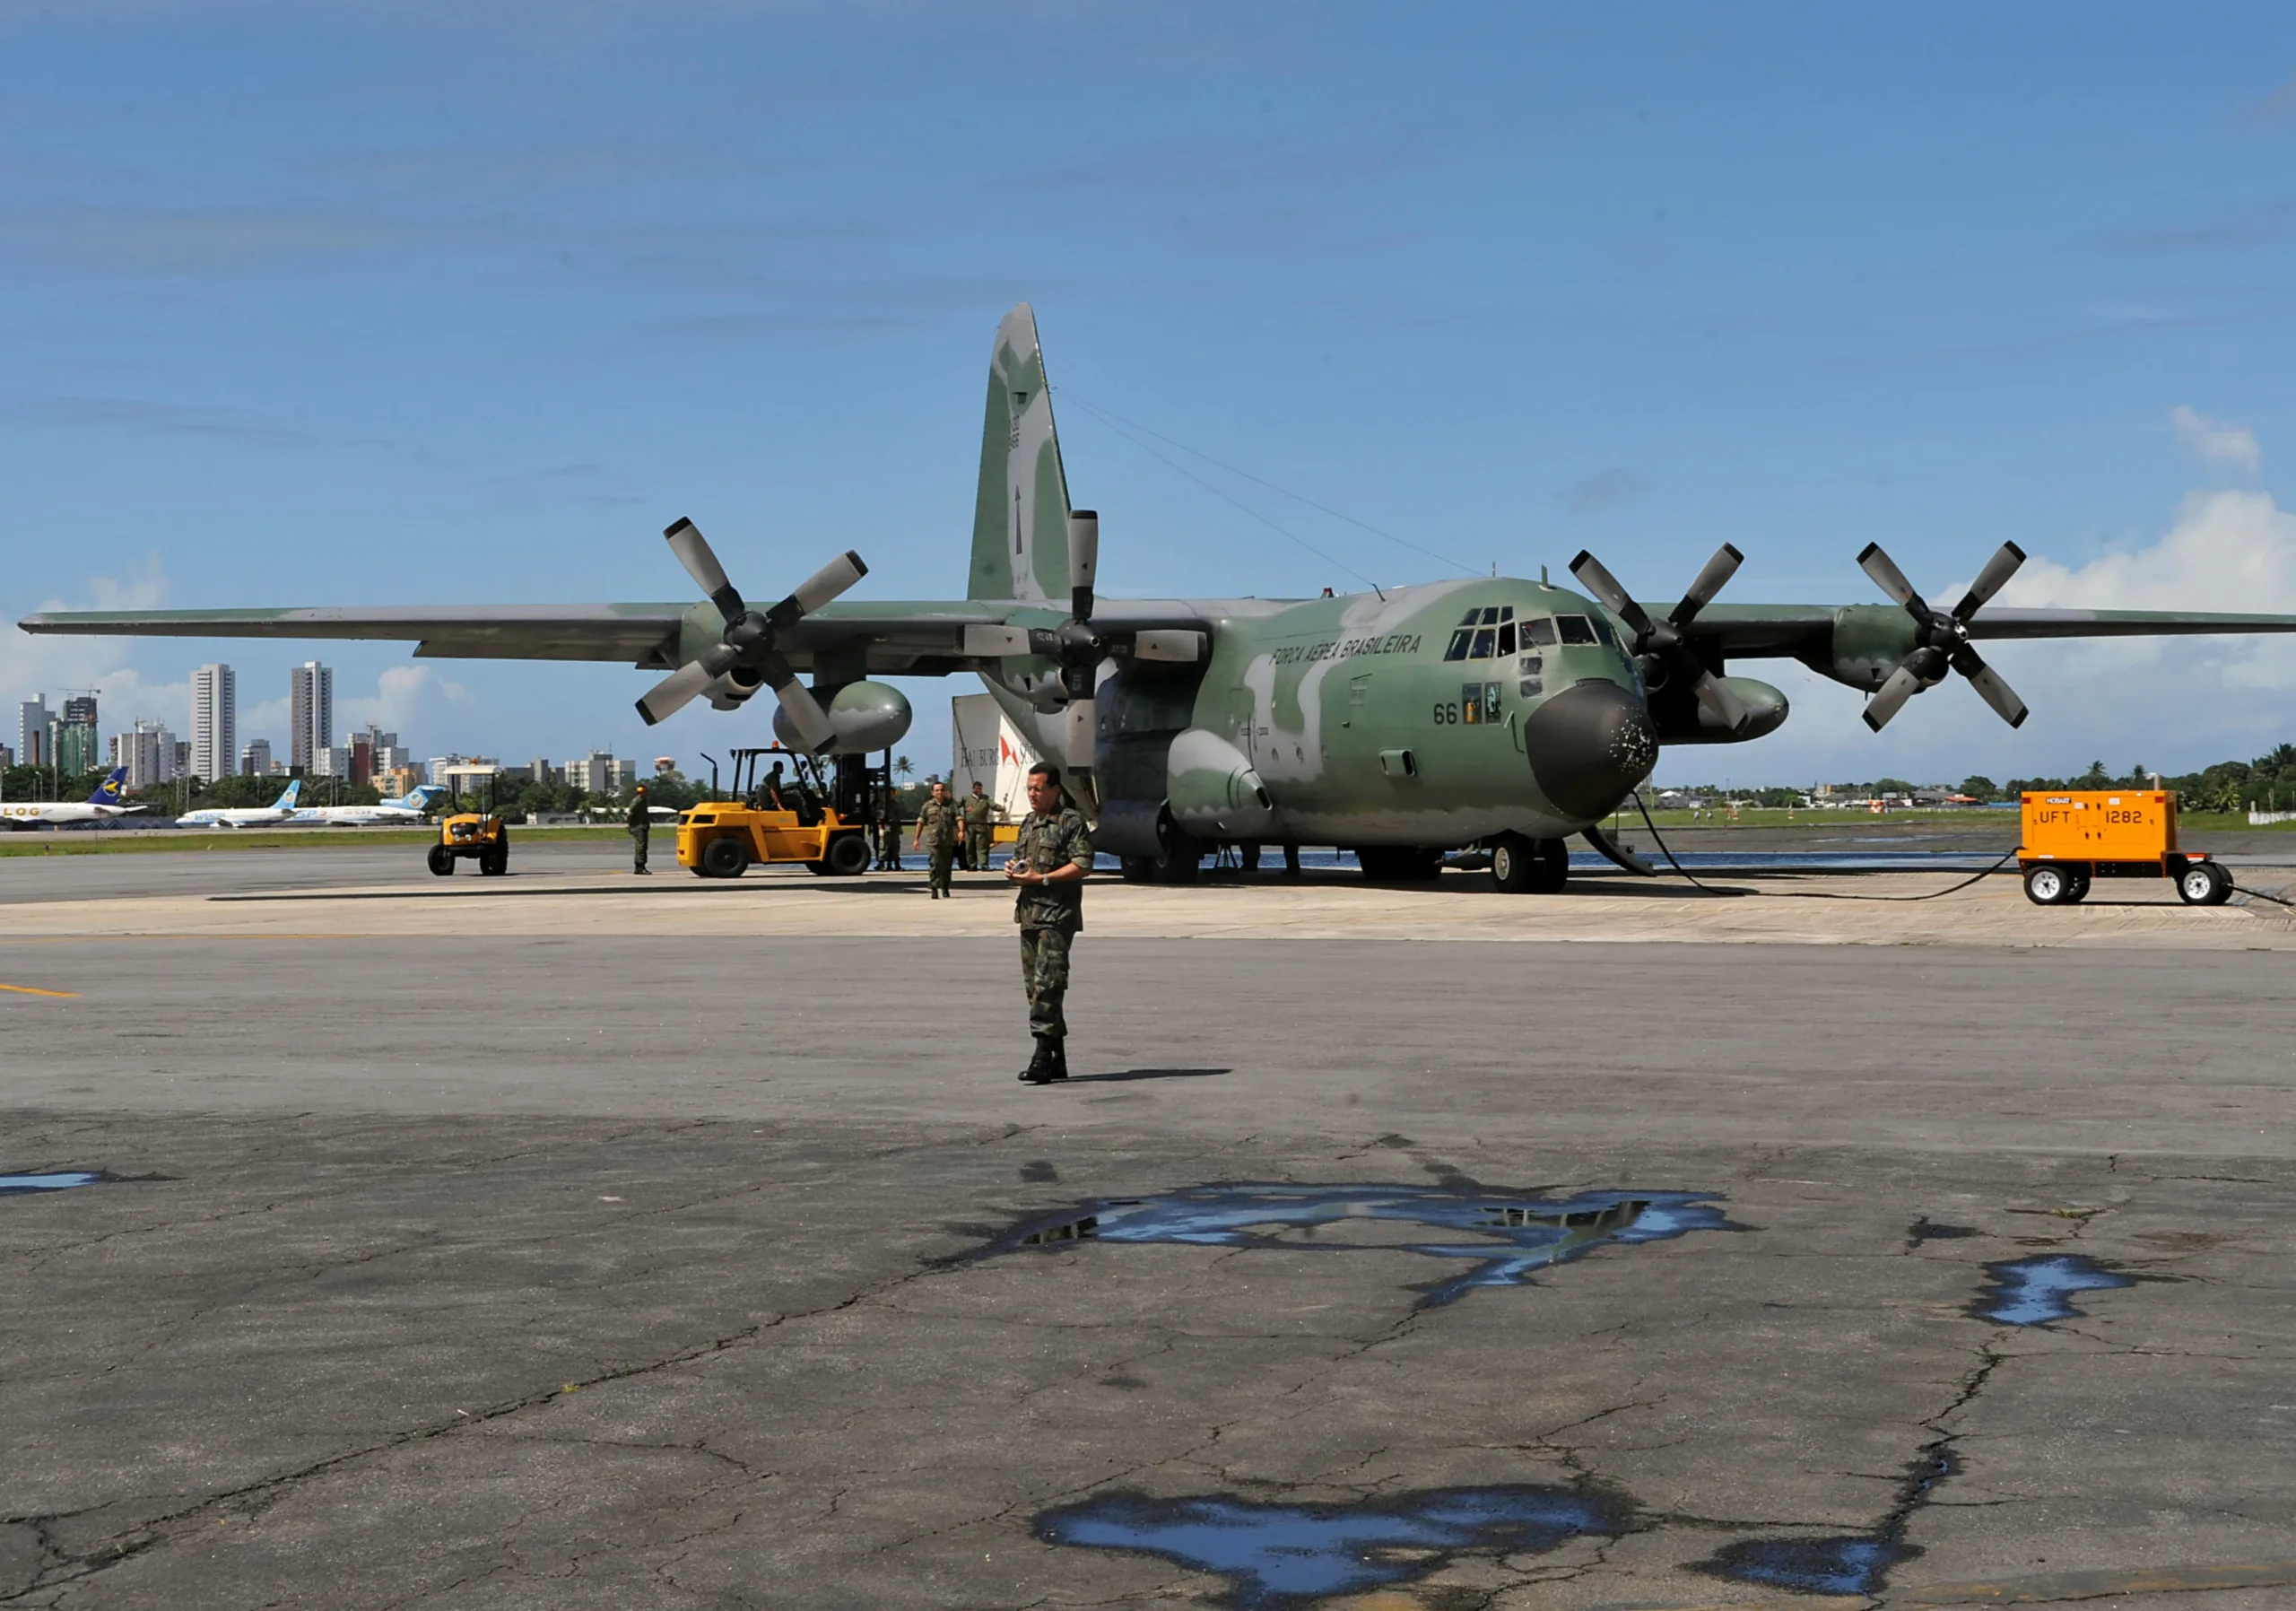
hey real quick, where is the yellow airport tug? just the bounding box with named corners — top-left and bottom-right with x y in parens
top-left (428, 780), bottom-right (509, 877)
top-left (2017, 789), bottom-right (2231, 906)
top-left (676, 745), bottom-right (882, 879)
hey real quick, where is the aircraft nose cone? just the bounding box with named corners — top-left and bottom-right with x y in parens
top-left (1524, 679), bottom-right (1659, 819)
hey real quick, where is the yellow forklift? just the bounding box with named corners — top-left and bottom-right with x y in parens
top-left (677, 746), bottom-right (882, 879)
top-left (428, 774), bottom-right (509, 876)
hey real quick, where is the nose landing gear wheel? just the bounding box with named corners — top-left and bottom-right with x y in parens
top-left (1491, 833), bottom-right (1569, 893)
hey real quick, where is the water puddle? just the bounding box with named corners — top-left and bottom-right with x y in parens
top-left (1699, 1531), bottom-right (1915, 1597)
top-left (1000, 1183), bottom-right (1735, 1307)
top-left (0, 1171), bottom-right (117, 1195)
top-left (1035, 1485), bottom-right (1627, 1607)
top-left (1697, 1449), bottom-right (1953, 1598)
top-left (1973, 1254), bottom-right (2135, 1326)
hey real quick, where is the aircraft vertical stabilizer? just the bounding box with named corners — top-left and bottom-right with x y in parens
top-left (969, 303), bottom-right (1074, 603)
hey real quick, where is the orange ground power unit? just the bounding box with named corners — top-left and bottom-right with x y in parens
top-left (2016, 790), bottom-right (2231, 907)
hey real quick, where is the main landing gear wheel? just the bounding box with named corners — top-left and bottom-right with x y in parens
top-left (2023, 864), bottom-right (2073, 905)
top-left (2178, 862), bottom-right (2233, 906)
top-left (700, 837), bottom-right (749, 879)
top-left (427, 845), bottom-right (455, 876)
top-left (1491, 833), bottom-right (1569, 894)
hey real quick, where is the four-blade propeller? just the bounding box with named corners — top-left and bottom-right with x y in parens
top-left (1569, 544), bottom-right (1749, 731)
top-left (633, 517), bottom-right (867, 746)
top-left (1855, 540), bottom-right (2028, 732)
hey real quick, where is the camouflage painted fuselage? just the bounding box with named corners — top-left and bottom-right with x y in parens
top-left (973, 578), bottom-right (1674, 849)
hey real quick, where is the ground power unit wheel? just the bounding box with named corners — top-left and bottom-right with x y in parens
top-left (2022, 864), bottom-right (2071, 905)
top-left (2178, 861), bottom-right (2233, 906)
top-left (700, 837), bottom-right (749, 879)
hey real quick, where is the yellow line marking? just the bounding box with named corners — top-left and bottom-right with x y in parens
top-left (1900, 1558), bottom-right (2296, 1603)
top-left (0, 981), bottom-right (77, 997)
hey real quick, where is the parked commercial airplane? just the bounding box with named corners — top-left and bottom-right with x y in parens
top-left (177, 779), bottom-right (302, 829)
top-left (0, 768), bottom-right (147, 829)
top-left (291, 783), bottom-right (448, 826)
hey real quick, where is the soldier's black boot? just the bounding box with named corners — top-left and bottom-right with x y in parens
top-left (1048, 1039), bottom-right (1070, 1080)
top-left (1020, 1037), bottom-right (1057, 1084)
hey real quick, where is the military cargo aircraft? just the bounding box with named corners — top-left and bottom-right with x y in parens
top-left (22, 305), bottom-right (2296, 891)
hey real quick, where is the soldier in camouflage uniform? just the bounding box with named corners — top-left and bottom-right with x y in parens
top-left (960, 780), bottom-right (995, 872)
top-left (912, 779), bottom-right (959, 898)
top-left (1006, 761), bottom-right (1092, 1084)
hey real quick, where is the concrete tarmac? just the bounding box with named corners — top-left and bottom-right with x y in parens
top-left (3, 858), bottom-right (2293, 1609)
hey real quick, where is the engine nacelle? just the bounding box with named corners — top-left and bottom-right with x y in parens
top-left (1163, 727), bottom-right (1279, 839)
top-left (771, 680), bottom-right (913, 753)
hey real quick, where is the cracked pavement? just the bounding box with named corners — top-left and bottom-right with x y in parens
top-left (3, 877), bottom-right (2293, 1607)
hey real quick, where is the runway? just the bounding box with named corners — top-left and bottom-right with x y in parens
top-left (4, 856), bottom-right (2293, 1608)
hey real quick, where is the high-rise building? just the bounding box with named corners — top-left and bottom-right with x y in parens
top-left (189, 664), bottom-right (236, 783)
top-left (57, 720), bottom-right (100, 775)
top-left (117, 718), bottom-right (179, 789)
top-left (16, 694), bottom-right (55, 769)
top-left (239, 738), bottom-right (274, 776)
top-left (566, 749), bottom-right (614, 795)
top-left (310, 745), bottom-right (351, 779)
top-left (607, 757), bottom-right (638, 795)
top-left (57, 691), bottom-right (100, 776)
top-left (289, 661), bottom-right (333, 773)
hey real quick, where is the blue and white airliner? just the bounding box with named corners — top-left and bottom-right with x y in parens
top-left (291, 783), bottom-right (448, 826)
top-left (177, 779), bottom-right (303, 829)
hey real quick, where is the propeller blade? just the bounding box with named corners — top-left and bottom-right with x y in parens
top-left (665, 518), bottom-right (744, 620)
top-left (755, 651), bottom-right (836, 750)
top-left (1568, 551), bottom-right (1656, 640)
top-left (1131, 629), bottom-right (1207, 663)
top-left (1063, 697), bottom-right (1097, 771)
top-left (1952, 645), bottom-right (2029, 728)
top-left (1861, 662), bottom-right (1926, 732)
top-left (963, 623), bottom-right (1033, 657)
top-left (763, 549), bottom-right (867, 629)
top-left (635, 644), bottom-right (737, 726)
top-left (1670, 543), bottom-right (1744, 628)
top-left (1690, 670), bottom-right (1748, 733)
top-left (1952, 541), bottom-right (2027, 622)
top-left (1068, 509), bottom-right (1099, 623)
top-left (1857, 543), bottom-right (1923, 612)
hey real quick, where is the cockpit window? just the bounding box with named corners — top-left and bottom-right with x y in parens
top-left (1557, 614), bottom-right (1598, 645)
top-left (1590, 614), bottom-right (1618, 648)
top-left (1444, 628), bottom-right (1473, 661)
top-left (1470, 627), bottom-right (1496, 657)
top-left (1520, 617), bottom-right (1557, 647)
top-left (1497, 620), bottom-right (1517, 656)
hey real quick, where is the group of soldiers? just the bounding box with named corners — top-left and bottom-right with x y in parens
top-left (908, 778), bottom-right (998, 897)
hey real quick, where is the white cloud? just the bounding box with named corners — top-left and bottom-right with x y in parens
top-left (0, 554), bottom-right (188, 733)
top-left (2170, 405), bottom-right (2260, 474)
top-left (339, 665), bottom-right (470, 737)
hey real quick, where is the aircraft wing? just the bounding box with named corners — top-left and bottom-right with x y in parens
top-left (16, 597), bottom-right (1222, 675)
top-left (1680, 603), bottom-right (2296, 657)
top-left (15, 605), bottom-right (698, 666)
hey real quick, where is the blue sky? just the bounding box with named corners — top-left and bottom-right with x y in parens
top-left (4, 2), bottom-right (2294, 785)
